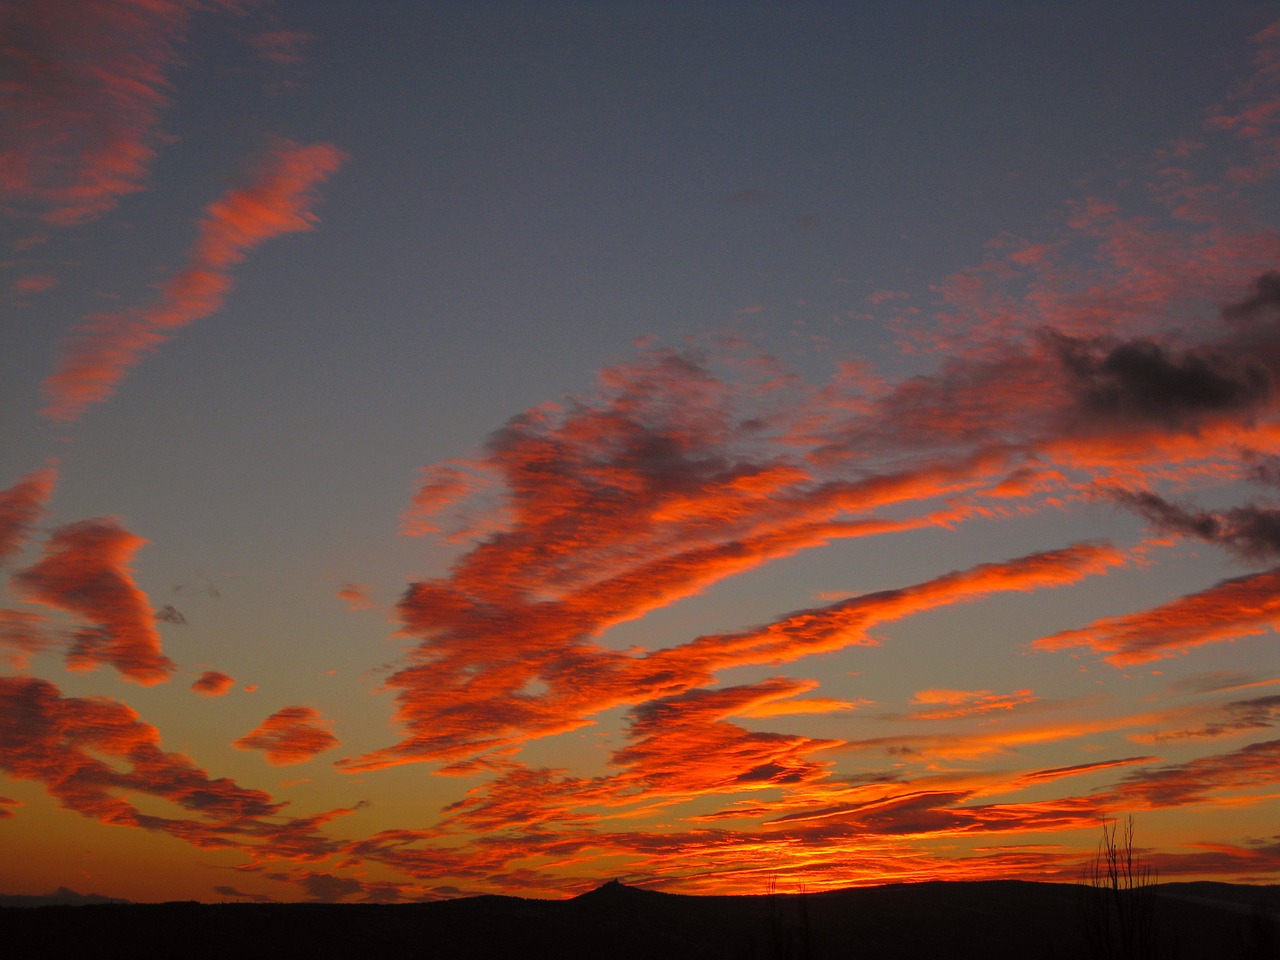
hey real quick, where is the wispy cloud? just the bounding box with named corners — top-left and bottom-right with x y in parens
top-left (41, 139), bottom-right (345, 420)
top-left (0, 466), bottom-right (56, 564)
top-left (1108, 487), bottom-right (1280, 563)
top-left (1033, 566), bottom-right (1280, 666)
top-left (0, 0), bottom-right (226, 227)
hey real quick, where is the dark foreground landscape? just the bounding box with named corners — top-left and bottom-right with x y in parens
top-left (2, 879), bottom-right (1277, 959)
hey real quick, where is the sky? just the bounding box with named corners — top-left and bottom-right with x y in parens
top-left (1, 0), bottom-right (1280, 905)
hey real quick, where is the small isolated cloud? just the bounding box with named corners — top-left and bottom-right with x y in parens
top-left (0, 795), bottom-right (21, 818)
top-left (234, 706), bottom-right (338, 765)
top-left (336, 583), bottom-right (372, 611)
top-left (727, 188), bottom-right (769, 205)
top-left (154, 604), bottom-right (186, 625)
top-left (400, 462), bottom-right (481, 536)
top-left (191, 671), bottom-right (234, 697)
top-left (12, 273), bottom-right (56, 295)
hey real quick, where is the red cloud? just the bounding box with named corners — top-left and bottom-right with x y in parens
top-left (0, 676), bottom-right (363, 873)
top-left (11, 273), bottom-right (57, 295)
top-left (13, 518), bottom-right (174, 684)
top-left (0, 0), bottom-right (221, 226)
top-left (191, 671), bottom-right (235, 697)
top-left (0, 466), bottom-right (57, 565)
top-left (42, 139), bottom-right (345, 421)
top-left (0, 608), bottom-right (53, 669)
top-left (0, 675), bottom-right (281, 826)
top-left (234, 707), bottom-right (339, 765)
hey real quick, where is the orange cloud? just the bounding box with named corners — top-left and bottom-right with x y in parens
top-left (13, 517), bottom-right (174, 684)
top-left (0, 675), bottom-right (281, 826)
top-left (191, 670), bottom-right (235, 697)
top-left (903, 688), bottom-right (1039, 721)
top-left (0, 466), bottom-right (56, 564)
top-left (0, 0), bottom-right (221, 226)
top-left (1033, 566), bottom-right (1280, 665)
top-left (234, 706), bottom-right (339, 765)
top-left (0, 676), bottom-right (363, 873)
top-left (42, 139), bottom-right (345, 420)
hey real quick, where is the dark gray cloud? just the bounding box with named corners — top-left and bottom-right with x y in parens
top-left (1152, 695), bottom-right (1280, 741)
top-left (1051, 332), bottom-right (1271, 429)
top-left (1108, 488), bottom-right (1280, 562)
top-left (1222, 271), bottom-right (1280, 326)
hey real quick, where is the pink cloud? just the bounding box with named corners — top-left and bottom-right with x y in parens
top-left (41, 139), bottom-right (345, 421)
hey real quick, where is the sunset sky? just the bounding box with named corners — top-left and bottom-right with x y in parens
top-left (2, 0), bottom-right (1280, 904)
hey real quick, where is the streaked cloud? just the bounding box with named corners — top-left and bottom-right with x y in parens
top-left (41, 139), bottom-right (345, 421)
top-left (1033, 566), bottom-right (1280, 666)
top-left (0, 466), bottom-right (56, 565)
top-left (0, 0), bottom-right (220, 226)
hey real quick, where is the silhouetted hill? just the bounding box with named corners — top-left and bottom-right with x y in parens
top-left (1, 880), bottom-right (1276, 959)
top-left (0, 886), bottom-right (128, 907)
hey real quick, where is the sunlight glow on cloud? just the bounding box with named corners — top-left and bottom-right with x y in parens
top-left (234, 706), bottom-right (339, 765)
top-left (41, 140), bottom-right (345, 421)
top-left (1, 5), bottom-right (1279, 905)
